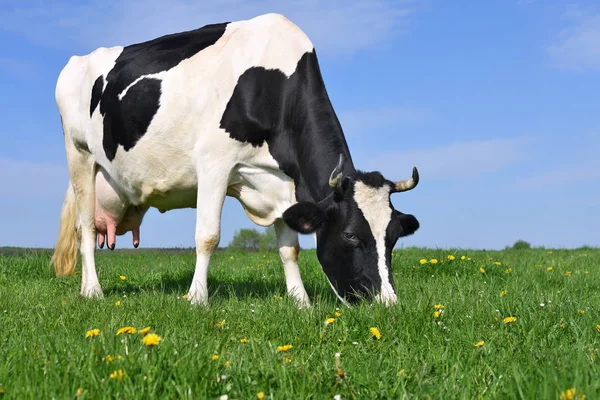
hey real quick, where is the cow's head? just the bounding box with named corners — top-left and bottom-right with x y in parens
top-left (283, 154), bottom-right (419, 305)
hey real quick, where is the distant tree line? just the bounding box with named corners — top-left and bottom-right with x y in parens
top-left (228, 226), bottom-right (278, 252)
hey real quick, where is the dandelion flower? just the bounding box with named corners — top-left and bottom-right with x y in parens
top-left (503, 316), bottom-right (517, 324)
top-left (119, 276), bottom-right (126, 281)
top-left (559, 387), bottom-right (584, 400)
top-left (467, 257), bottom-right (472, 261)
top-left (433, 311), bottom-right (441, 318)
top-left (430, 259), bottom-right (438, 264)
top-left (277, 344), bottom-right (293, 352)
top-left (494, 261), bottom-right (502, 266)
top-left (115, 300), bottom-right (121, 307)
top-left (224, 361), bottom-right (231, 366)
top-left (138, 327), bottom-right (151, 335)
top-left (447, 255), bottom-right (455, 261)
top-left (461, 256), bottom-right (466, 260)
top-left (326, 317), bottom-right (335, 324)
top-left (76, 388), bottom-right (83, 396)
top-left (595, 325), bottom-right (600, 334)
top-left (370, 327), bottom-right (381, 340)
top-left (398, 369), bottom-right (405, 376)
top-left (500, 290), bottom-right (507, 297)
top-left (257, 392), bottom-right (265, 400)
top-left (335, 312), bottom-right (341, 317)
top-left (109, 369), bottom-right (125, 380)
top-left (565, 271), bottom-right (572, 277)
top-left (579, 309), bottom-right (585, 315)
top-left (182, 294), bottom-right (188, 299)
top-left (547, 267), bottom-right (553, 271)
top-left (240, 338), bottom-right (250, 343)
top-left (216, 320), bottom-right (226, 329)
top-left (505, 268), bottom-right (512, 274)
top-left (116, 326), bottom-right (136, 336)
top-left (474, 341), bottom-right (484, 348)
top-left (419, 259), bottom-right (427, 265)
top-left (479, 267), bottom-right (485, 274)
top-left (434, 304), bottom-right (444, 310)
top-left (141, 333), bottom-right (161, 346)
top-left (85, 329), bottom-right (100, 338)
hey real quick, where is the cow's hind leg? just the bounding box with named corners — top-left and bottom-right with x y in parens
top-left (66, 141), bottom-right (102, 297)
top-left (275, 219), bottom-right (311, 308)
top-left (187, 167), bottom-right (229, 306)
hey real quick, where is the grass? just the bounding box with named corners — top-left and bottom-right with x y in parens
top-left (0, 247), bottom-right (599, 399)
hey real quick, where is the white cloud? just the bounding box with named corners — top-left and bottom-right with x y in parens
top-left (0, 0), bottom-right (419, 58)
top-left (338, 105), bottom-right (432, 136)
top-left (365, 137), bottom-right (531, 180)
top-left (546, 6), bottom-right (600, 71)
top-left (513, 159), bottom-right (600, 190)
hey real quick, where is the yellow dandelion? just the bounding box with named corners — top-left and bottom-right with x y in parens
top-left (474, 341), bottom-right (484, 348)
top-left (547, 251), bottom-right (553, 254)
top-left (240, 338), bottom-right (250, 343)
top-left (559, 387), bottom-right (584, 400)
top-left (224, 361), bottom-right (231, 366)
top-left (257, 392), bottom-right (265, 400)
top-left (119, 275), bottom-right (126, 281)
top-left (467, 257), bottom-right (472, 261)
top-left (430, 259), bottom-right (438, 264)
top-left (115, 300), bottom-right (121, 307)
top-left (479, 267), bottom-right (485, 274)
top-left (141, 333), bottom-right (161, 346)
top-left (565, 271), bottom-right (572, 277)
top-left (503, 316), bottom-right (517, 324)
top-left (327, 317), bottom-right (335, 324)
top-left (116, 326), bottom-right (136, 336)
top-left (370, 327), bottom-right (381, 340)
top-left (494, 261), bottom-right (502, 266)
top-left (76, 388), bottom-right (83, 396)
top-left (547, 267), bottom-right (553, 271)
top-left (85, 328), bottom-right (100, 338)
top-left (398, 369), bottom-right (405, 376)
top-left (434, 304), bottom-right (444, 310)
top-left (216, 319), bottom-right (226, 329)
top-left (419, 259), bottom-right (427, 265)
top-left (596, 325), bottom-right (600, 334)
top-left (584, 271), bottom-right (589, 275)
top-left (461, 255), bottom-right (466, 260)
top-left (579, 309), bottom-right (585, 315)
top-left (505, 268), bottom-right (512, 274)
top-left (500, 289), bottom-right (507, 297)
top-left (448, 255), bottom-right (455, 261)
top-left (277, 344), bottom-right (293, 352)
top-left (109, 369), bottom-right (125, 380)
top-left (182, 294), bottom-right (188, 299)
top-left (433, 311), bottom-right (441, 318)
top-left (105, 355), bottom-right (114, 363)
top-left (335, 312), bottom-right (341, 317)
top-left (211, 354), bottom-right (220, 361)
top-left (494, 316), bottom-right (499, 322)
top-left (138, 326), bottom-right (151, 335)
top-left (284, 357), bottom-right (292, 363)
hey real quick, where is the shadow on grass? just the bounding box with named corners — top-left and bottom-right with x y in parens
top-left (103, 269), bottom-right (337, 303)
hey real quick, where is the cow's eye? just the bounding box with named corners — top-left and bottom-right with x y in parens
top-left (343, 232), bottom-right (357, 242)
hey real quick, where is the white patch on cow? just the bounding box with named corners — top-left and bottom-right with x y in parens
top-left (352, 181), bottom-right (397, 306)
top-left (117, 72), bottom-right (167, 100)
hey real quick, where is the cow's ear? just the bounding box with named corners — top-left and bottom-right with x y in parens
top-left (396, 211), bottom-right (419, 237)
top-left (283, 202), bottom-right (327, 234)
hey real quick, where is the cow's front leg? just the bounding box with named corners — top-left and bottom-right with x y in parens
top-left (187, 170), bottom-right (228, 306)
top-left (275, 219), bottom-right (311, 308)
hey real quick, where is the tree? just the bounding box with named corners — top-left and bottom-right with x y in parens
top-left (229, 229), bottom-right (262, 251)
top-left (259, 226), bottom-right (278, 252)
top-left (511, 240), bottom-right (531, 250)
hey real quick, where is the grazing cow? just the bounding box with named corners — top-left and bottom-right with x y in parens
top-left (50, 13), bottom-right (420, 307)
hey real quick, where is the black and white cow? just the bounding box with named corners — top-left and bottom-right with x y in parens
top-left (51, 13), bottom-right (420, 307)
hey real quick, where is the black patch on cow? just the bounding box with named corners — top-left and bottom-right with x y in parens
top-left (96, 22), bottom-right (228, 160)
top-left (220, 51), bottom-right (355, 203)
top-left (90, 75), bottom-right (103, 117)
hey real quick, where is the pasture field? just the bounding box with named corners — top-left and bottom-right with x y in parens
top-left (0, 246), bottom-right (599, 399)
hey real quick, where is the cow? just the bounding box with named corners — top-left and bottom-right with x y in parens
top-left (50, 13), bottom-right (420, 308)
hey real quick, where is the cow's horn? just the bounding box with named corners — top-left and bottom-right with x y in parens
top-left (329, 154), bottom-right (344, 193)
top-left (392, 166), bottom-right (419, 193)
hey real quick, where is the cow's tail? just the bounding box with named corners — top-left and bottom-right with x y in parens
top-left (50, 181), bottom-right (78, 276)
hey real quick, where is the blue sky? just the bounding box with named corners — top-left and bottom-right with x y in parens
top-left (1, 0), bottom-right (599, 250)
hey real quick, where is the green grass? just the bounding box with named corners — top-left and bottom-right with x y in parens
top-left (0, 247), bottom-right (599, 399)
